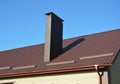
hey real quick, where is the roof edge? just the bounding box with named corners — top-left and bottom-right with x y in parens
top-left (0, 64), bottom-right (112, 79)
top-left (64, 29), bottom-right (120, 41)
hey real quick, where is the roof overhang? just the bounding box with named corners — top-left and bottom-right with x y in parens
top-left (0, 64), bottom-right (112, 79)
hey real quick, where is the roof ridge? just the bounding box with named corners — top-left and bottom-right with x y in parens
top-left (63, 28), bottom-right (120, 40)
top-left (0, 43), bottom-right (43, 53)
top-left (1, 29), bottom-right (119, 52)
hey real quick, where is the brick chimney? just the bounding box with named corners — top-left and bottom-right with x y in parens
top-left (44, 12), bottom-right (64, 62)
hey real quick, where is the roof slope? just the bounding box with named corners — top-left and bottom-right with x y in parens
top-left (0, 29), bottom-right (120, 78)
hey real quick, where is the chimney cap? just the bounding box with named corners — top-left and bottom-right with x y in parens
top-left (46, 12), bottom-right (64, 22)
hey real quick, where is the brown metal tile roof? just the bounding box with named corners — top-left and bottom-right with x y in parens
top-left (0, 29), bottom-right (120, 78)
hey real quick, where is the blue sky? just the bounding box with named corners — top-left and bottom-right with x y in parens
top-left (0, 0), bottom-right (120, 51)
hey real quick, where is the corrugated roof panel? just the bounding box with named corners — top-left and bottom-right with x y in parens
top-left (0, 29), bottom-right (119, 78)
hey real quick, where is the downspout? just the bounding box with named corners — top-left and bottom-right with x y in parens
top-left (94, 65), bottom-right (104, 84)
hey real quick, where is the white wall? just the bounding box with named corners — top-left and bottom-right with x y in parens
top-left (0, 71), bottom-right (98, 84)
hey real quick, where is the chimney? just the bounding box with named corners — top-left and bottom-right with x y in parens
top-left (44, 12), bottom-right (64, 62)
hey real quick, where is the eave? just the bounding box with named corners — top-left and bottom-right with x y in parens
top-left (0, 64), bottom-right (112, 79)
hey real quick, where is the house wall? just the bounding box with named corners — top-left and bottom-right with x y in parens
top-left (0, 71), bottom-right (99, 84)
top-left (102, 71), bottom-right (109, 84)
top-left (109, 51), bottom-right (120, 84)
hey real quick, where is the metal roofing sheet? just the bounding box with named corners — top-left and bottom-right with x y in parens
top-left (0, 29), bottom-right (120, 78)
